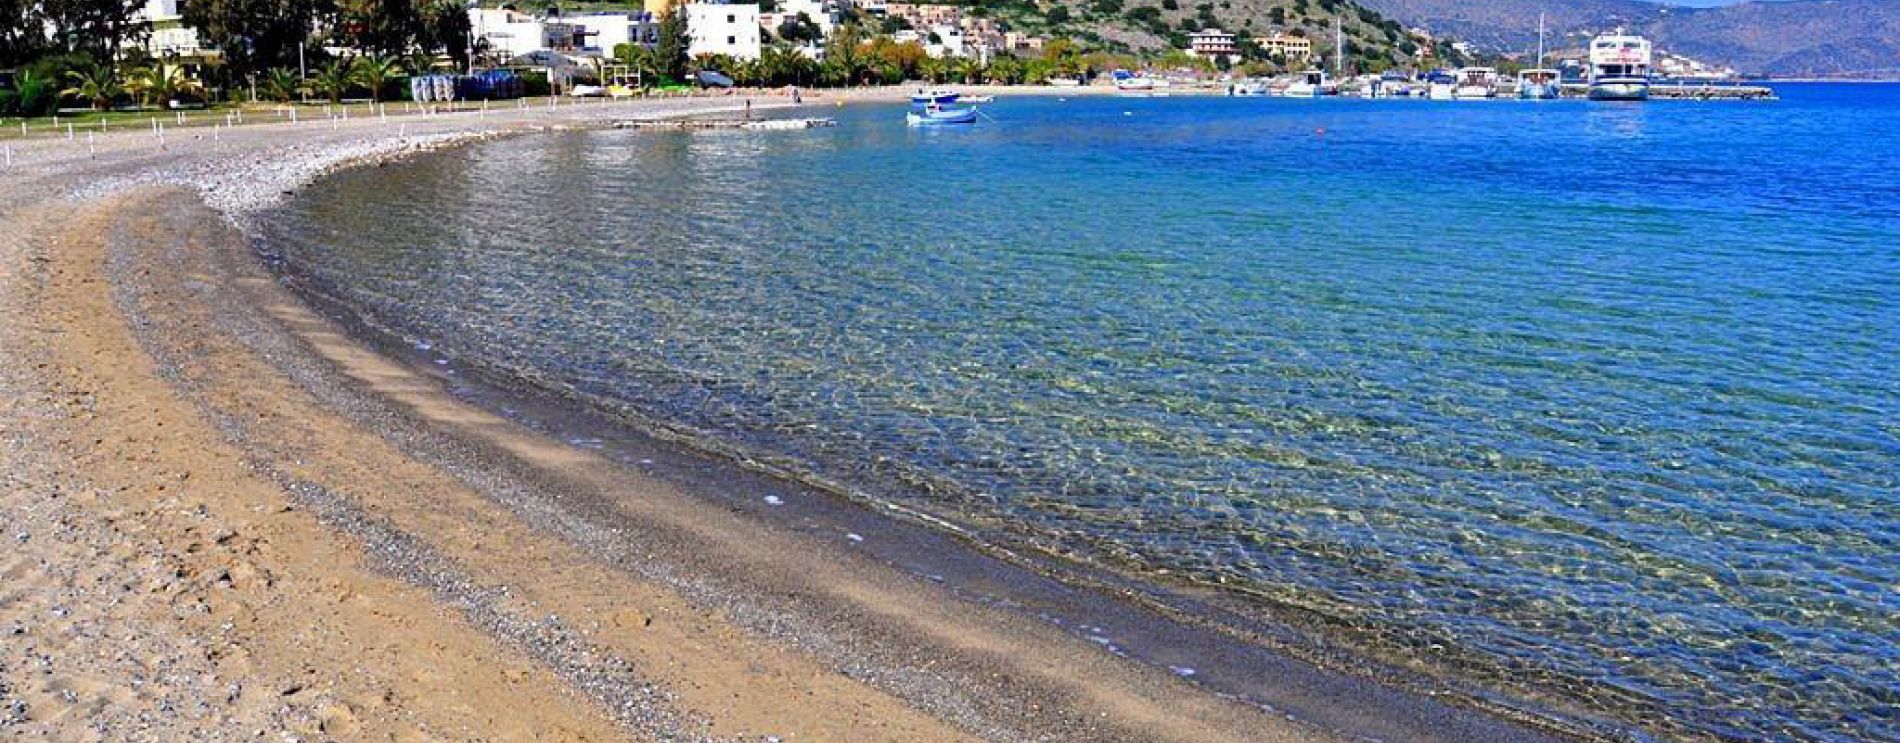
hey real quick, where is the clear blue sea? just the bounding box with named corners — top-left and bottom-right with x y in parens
top-left (266, 84), bottom-right (1899, 742)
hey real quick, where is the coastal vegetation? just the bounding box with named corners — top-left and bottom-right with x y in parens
top-left (0, 0), bottom-right (467, 116)
top-left (3, 0), bottom-right (1472, 118)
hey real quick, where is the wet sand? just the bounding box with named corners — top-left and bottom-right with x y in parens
top-left (1, 97), bottom-right (1585, 741)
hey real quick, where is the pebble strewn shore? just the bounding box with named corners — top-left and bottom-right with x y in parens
top-left (1, 93), bottom-right (1578, 743)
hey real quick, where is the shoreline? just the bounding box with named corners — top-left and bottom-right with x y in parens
top-left (3, 96), bottom-right (1595, 741)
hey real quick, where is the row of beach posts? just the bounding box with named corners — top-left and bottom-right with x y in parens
top-left (408, 71), bottom-right (527, 103)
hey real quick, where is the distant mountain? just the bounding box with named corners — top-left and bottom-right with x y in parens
top-left (1356, 0), bottom-right (1900, 78)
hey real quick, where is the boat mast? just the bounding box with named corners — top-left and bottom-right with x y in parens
top-left (1335, 15), bottom-right (1344, 78)
top-left (1536, 12), bottom-right (1546, 69)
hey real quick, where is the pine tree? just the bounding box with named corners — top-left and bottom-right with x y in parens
top-left (655, 0), bottom-right (693, 83)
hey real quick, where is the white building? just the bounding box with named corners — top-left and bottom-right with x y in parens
top-left (1188, 28), bottom-right (1237, 63)
top-left (565, 11), bottom-right (662, 57)
top-left (470, 7), bottom-right (586, 61)
top-left (775, 0), bottom-right (843, 33)
top-left (927, 23), bottom-right (966, 58)
top-left (684, 2), bottom-right (762, 60)
top-left (135, 0), bottom-right (214, 62)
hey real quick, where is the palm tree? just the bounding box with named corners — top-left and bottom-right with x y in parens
top-left (351, 55), bottom-right (405, 103)
top-left (757, 45), bottom-right (793, 87)
top-left (61, 64), bottom-right (122, 112)
top-left (308, 59), bottom-right (357, 104)
top-left (126, 65), bottom-right (203, 109)
top-left (616, 44), bottom-right (661, 87)
top-left (958, 56), bottom-right (987, 85)
top-left (728, 58), bottom-right (761, 87)
top-left (915, 56), bottom-right (945, 84)
top-left (988, 56), bottom-right (1024, 85)
top-left (404, 50), bottom-right (439, 76)
top-left (261, 67), bottom-right (303, 102)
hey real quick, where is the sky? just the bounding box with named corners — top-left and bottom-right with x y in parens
top-left (1666, 0), bottom-right (1795, 5)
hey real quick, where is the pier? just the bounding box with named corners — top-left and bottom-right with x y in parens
top-left (1559, 83), bottom-right (1778, 100)
top-left (615, 117), bottom-right (838, 131)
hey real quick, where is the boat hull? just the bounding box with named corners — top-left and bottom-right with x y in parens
top-left (906, 108), bottom-right (979, 126)
top-left (1589, 81), bottom-right (1650, 101)
top-left (1518, 83), bottom-right (1561, 100)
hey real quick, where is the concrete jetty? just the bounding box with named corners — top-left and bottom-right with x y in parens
top-left (615, 117), bottom-right (838, 131)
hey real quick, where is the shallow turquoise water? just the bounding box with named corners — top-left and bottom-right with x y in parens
top-left (268, 85), bottom-right (1899, 741)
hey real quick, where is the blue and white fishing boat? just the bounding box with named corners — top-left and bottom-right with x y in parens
top-left (910, 87), bottom-right (961, 105)
top-left (906, 102), bottom-right (979, 126)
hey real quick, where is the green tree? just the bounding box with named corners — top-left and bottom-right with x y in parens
top-left (260, 66), bottom-right (303, 101)
top-left (42, 0), bottom-right (146, 61)
top-left (351, 53), bottom-right (403, 102)
top-left (774, 12), bottom-right (822, 44)
top-left (957, 55), bottom-right (985, 84)
top-left (756, 43), bottom-right (792, 85)
top-left (339, 0), bottom-right (422, 57)
top-left (307, 58), bottom-right (357, 103)
top-left (416, 0), bottom-right (472, 69)
top-left (0, 69), bottom-right (57, 116)
top-left (1041, 37), bottom-right (1084, 79)
top-left (987, 54), bottom-right (1024, 84)
top-left (183, 0), bottom-right (333, 82)
top-left (823, 23), bottom-right (870, 85)
top-left (654, 0), bottom-right (693, 83)
top-left (614, 43), bottom-right (661, 86)
top-left (60, 62), bottom-right (121, 110)
top-left (1044, 5), bottom-right (1069, 24)
top-left (0, 0), bottom-right (49, 67)
top-left (126, 64), bottom-right (204, 108)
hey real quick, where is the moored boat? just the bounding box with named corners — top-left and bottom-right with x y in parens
top-left (906, 102), bottom-right (979, 126)
top-left (910, 88), bottom-right (961, 105)
top-left (1518, 69), bottom-right (1561, 99)
top-left (1453, 67), bottom-right (1498, 99)
top-left (1589, 31), bottom-right (1652, 101)
top-left (1283, 69), bottom-right (1334, 98)
top-left (1519, 13), bottom-right (1562, 100)
top-left (1230, 79), bottom-right (1271, 96)
top-left (1113, 70), bottom-right (1170, 93)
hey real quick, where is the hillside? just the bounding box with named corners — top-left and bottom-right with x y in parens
top-left (1355, 0), bottom-right (1900, 78)
top-left (988, 0), bottom-right (1447, 71)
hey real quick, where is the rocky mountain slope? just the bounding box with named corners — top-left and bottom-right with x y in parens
top-left (1356, 0), bottom-right (1900, 77)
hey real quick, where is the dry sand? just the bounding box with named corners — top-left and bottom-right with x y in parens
top-left (0, 96), bottom-right (1573, 742)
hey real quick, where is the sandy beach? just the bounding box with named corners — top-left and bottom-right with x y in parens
top-left (0, 95), bottom-right (1576, 742)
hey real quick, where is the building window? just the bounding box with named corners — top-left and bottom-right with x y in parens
top-left (727, 14), bottom-right (735, 22)
top-left (727, 35), bottom-right (736, 44)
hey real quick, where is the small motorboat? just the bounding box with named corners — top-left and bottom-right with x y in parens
top-left (910, 87), bottom-right (961, 105)
top-left (959, 95), bottom-right (995, 103)
top-left (906, 103), bottom-right (979, 126)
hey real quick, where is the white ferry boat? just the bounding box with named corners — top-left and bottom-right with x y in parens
top-left (1589, 32), bottom-right (1652, 101)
